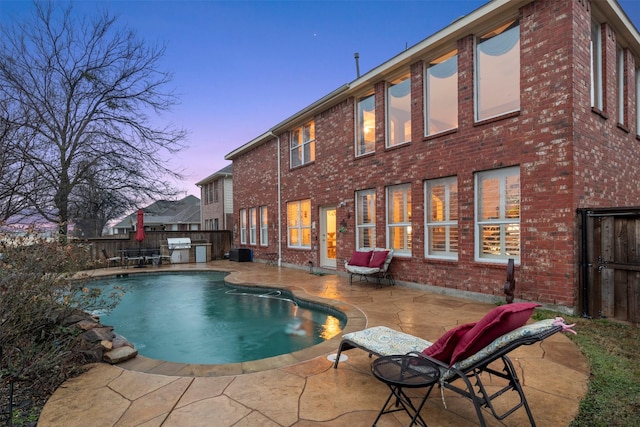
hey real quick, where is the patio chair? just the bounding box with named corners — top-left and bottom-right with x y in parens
top-left (344, 248), bottom-right (395, 286)
top-left (101, 249), bottom-right (121, 267)
top-left (123, 250), bottom-right (144, 268)
top-left (333, 303), bottom-right (576, 427)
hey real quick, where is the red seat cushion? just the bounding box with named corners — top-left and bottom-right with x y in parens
top-left (368, 251), bottom-right (389, 269)
top-left (349, 250), bottom-right (372, 267)
top-left (449, 302), bottom-right (541, 365)
top-left (421, 322), bottom-right (476, 363)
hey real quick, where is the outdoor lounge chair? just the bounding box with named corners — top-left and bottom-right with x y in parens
top-left (344, 248), bottom-right (395, 285)
top-left (333, 303), bottom-right (576, 427)
top-left (101, 249), bottom-right (121, 267)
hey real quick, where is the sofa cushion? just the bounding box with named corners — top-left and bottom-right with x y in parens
top-left (449, 302), bottom-right (541, 365)
top-left (369, 250), bottom-right (389, 269)
top-left (421, 322), bottom-right (476, 363)
top-left (349, 250), bottom-right (372, 267)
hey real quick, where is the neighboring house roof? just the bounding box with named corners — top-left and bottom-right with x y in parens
top-left (195, 164), bottom-right (232, 186)
top-left (113, 195), bottom-right (201, 229)
top-left (225, 0), bottom-right (640, 161)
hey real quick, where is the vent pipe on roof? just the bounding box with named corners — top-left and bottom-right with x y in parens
top-left (354, 52), bottom-right (360, 78)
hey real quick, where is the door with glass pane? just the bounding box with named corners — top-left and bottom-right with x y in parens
top-left (320, 207), bottom-right (337, 268)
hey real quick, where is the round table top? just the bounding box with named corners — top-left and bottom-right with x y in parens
top-left (372, 354), bottom-right (440, 388)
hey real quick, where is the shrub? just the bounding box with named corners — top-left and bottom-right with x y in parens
top-left (0, 228), bottom-right (119, 423)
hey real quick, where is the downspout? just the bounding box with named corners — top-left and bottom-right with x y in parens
top-left (268, 132), bottom-right (282, 266)
top-left (579, 209), bottom-right (590, 318)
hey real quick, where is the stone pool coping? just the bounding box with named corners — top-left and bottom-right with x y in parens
top-left (87, 266), bottom-right (366, 377)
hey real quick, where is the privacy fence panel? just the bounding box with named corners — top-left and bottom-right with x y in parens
top-left (581, 208), bottom-right (640, 323)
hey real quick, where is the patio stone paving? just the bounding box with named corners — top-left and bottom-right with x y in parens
top-left (38, 261), bottom-right (588, 426)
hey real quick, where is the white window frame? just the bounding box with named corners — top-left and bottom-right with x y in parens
top-left (290, 120), bottom-right (315, 168)
top-left (474, 167), bottom-right (520, 263)
top-left (287, 199), bottom-right (311, 249)
top-left (386, 75), bottom-right (412, 148)
top-left (591, 21), bottom-right (603, 110)
top-left (239, 208), bottom-right (247, 245)
top-left (475, 20), bottom-right (520, 122)
top-left (355, 189), bottom-right (376, 250)
top-left (617, 45), bottom-right (625, 125)
top-left (425, 50), bottom-right (458, 136)
top-left (249, 207), bottom-right (257, 245)
top-left (386, 184), bottom-right (412, 256)
top-left (636, 67), bottom-right (640, 135)
top-left (356, 93), bottom-right (376, 156)
top-left (260, 205), bottom-right (268, 247)
top-left (425, 177), bottom-right (458, 260)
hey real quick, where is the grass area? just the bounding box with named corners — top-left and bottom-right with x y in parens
top-left (533, 310), bottom-right (640, 427)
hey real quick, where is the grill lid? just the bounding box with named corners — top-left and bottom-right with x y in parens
top-left (167, 237), bottom-right (191, 249)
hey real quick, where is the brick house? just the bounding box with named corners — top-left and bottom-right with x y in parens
top-left (225, 0), bottom-right (640, 311)
top-left (196, 164), bottom-right (233, 231)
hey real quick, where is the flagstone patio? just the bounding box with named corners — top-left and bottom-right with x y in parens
top-left (38, 261), bottom-right (588, 426)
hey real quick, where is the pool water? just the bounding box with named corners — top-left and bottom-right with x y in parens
top-left (92, 272), bottom-right (346, 364)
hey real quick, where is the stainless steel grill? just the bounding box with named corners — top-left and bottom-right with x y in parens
top-left (167, 237), bottom-right (192, 250)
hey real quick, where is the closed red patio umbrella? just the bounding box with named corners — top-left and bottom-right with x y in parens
top-left (135, 209), bottom-right (145, 243)
top-left (133, 209), bottom-right (145, 267)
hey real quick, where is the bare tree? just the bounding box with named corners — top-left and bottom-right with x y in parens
top-left (0, 1), bottom-right (187, 239)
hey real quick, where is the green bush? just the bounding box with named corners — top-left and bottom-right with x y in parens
top-left (0, 228), bottom-right (119, 424)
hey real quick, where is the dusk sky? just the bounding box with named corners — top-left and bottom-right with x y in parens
top-left (2, 0), bottom-right (640, 197)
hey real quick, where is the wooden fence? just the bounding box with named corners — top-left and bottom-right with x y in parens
top-left (84, 230), bottom-right (233, 262)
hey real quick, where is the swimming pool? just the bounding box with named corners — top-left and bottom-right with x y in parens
top-left (92, 272), bottom-right (346, 364)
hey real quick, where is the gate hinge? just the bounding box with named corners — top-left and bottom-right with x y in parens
top-left (597, 256), bottom-right (608, 272)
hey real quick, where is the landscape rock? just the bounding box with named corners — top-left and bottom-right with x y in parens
top-left (103, 346), bottom-right (138, 364)
top-left (82, 327), bottom-right (115, 343)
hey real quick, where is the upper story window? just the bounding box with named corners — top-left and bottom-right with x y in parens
top-left (617, 45), bottom-right (625, 125)
top-left (475, 20), bottom-right (520, 121)
top-left (287, 199), bottom-right (311, 249)
top-left (260, 206), bottom-right (268, 246)
top-left (386, 184), bottom-right (412, 256)
top-left (239, 208), bottom-right (247, 245)
top-left (249, 207), bottom-right (257, 245)
top-left (475, 166), bottom-right (520, 263)
top-left (425, 177), bottom-right (458, 259)
top-left (386, 75), bottom-right (411, 147)
top-left (204, 183), bottom-right (213, 204)
top-left (356, 189), bottom-right (376, 249)
top-left (356, 94), bottom-right (376, 156)
top-left (425, 50), bottom-right (458, 135)
top-left (591, 21), bottom-right (603, 110)
top-left (290, 120), bottom-right (315, 168)
top-left (213, 180), bottom-right (220, 203)
top-left (636, 67), bottom-right (640, 135)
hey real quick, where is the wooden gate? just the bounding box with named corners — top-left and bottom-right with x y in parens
top-left (580, 208), bottom-right (640, 323)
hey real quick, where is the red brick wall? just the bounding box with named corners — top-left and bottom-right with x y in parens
top-left (231, 0), bottom-right (640, 309)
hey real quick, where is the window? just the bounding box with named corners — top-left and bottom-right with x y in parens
top-left (475, 20), bottom-right (520, 121)
top-left (287, 199), bottom-right (311, 248)
top-left (591, 21), bottom-right (603, 110)
top-left (239, 208), bottom-right (247, 244)
top-left (205, 183), bottom-right (213, 204)
top-left (386, 75), bottom-right (411, 147)
top-left (636, 67), bottom-right (640, 134)
top-left (214, 218), bottom-right (219, 231)
top-left (386, 184), bottom-right (412, 255)
top-left (260, 206), bottom-right (268, 246)
top-left (425, 50), bottom-right (458, 135)
top-left (617, 46), bottom-right (625, 125)
top-left (475, 167), bottom-right (520, 262)
top-left (249, 207), bottom-right (257, 245)
top-left (290, 120), bottom-right (315, 167)
top-left (356, 189), bottom-right (376, 249)
top-left (425, 177), bottom-right (458, 259)
top-left (213, 180), bottom-right (220, 203)
top-left (356, 94), bottom-right (376, 156)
